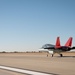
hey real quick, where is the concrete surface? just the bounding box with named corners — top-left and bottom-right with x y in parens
top-left (0, 52), bottom-right (75, 75)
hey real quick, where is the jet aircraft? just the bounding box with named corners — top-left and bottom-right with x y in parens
top-left (42, 37), bottom-right (75, 57)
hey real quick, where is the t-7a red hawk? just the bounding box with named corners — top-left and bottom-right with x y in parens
top-left (42, 37), bottom-right (75, 57)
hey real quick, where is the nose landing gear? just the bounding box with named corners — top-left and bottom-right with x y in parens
top-left (51, 54), bottom-right (54, 57)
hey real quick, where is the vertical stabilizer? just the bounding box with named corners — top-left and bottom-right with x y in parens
top-left (65, 37), bottom-right (72, 47)
top-left (55, 37), bottom-right (61, 48)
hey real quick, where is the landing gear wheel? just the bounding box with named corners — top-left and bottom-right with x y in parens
top-left (51, 54), bottom-right (53, 57)
top-left (60, 54), bottom-right (63, 57)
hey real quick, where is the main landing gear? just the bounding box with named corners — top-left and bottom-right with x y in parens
top-left (51, 54), bottom-right (63, 57)
top-left (60, 54), bottom-right (63, 57)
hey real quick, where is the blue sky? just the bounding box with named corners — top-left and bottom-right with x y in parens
top-left (0, 0), bottom-right (75, 52)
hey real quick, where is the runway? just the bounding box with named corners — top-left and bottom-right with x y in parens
top-left (0, 52), bottom-right (75, 75)
top-left (0, 65), bottom-right (50, 75)
top-left (0, 69), bottom-right (26, 75)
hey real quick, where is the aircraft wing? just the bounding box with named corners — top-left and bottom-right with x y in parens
top-left (71, 47), bottom-right (75, 49)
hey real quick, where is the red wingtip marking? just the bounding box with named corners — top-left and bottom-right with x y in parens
top-left (65, 37), bottom-right (73, 47)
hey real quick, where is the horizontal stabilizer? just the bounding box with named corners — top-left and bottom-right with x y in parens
top-left (71, 47), bottom-right (75, 49)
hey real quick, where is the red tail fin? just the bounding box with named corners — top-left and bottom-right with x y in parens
top-left (65, 37), bottom-right (72, 47)
top-left (55, 37), bottom-right (61, 48)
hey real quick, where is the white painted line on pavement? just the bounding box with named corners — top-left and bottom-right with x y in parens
top-left (0, 66), bottom-right (51, 75)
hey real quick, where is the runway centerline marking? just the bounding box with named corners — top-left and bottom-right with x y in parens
top-left (0, 65), bottom-right (51, 75)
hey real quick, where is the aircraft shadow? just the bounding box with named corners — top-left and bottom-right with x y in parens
top-left (56, 56), bottom-right (75, 58)
top-left (62, 56), bottom-right (75, 58)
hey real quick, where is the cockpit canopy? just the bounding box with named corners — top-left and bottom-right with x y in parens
top-left (42, 44), bottom-right (55, 49)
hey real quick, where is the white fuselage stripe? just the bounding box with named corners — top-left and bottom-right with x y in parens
top-left (0, 66), bottom-right (51, 75)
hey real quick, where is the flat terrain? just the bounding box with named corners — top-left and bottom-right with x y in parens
top-left (0, 69), bottom-right (26, 75)
top-left (0, 52), bottom-right (75, 75)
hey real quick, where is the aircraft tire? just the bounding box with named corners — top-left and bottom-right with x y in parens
top-left (60, 54), bottom-right (63, 57)
top-left (51, 54), bottom-right (53, 57)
